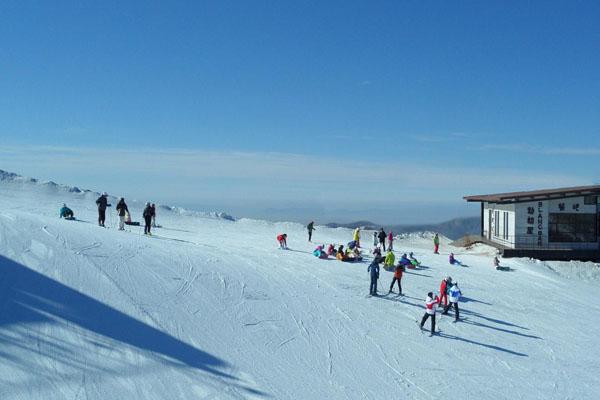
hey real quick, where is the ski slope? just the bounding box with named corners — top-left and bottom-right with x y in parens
top-left (0, 172), bottom-right (599, 399)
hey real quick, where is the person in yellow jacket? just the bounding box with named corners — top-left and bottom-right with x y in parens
top-left (353, 228), bottom-right (361, 248)
top-left (383, 250), bottom-right (395, 271)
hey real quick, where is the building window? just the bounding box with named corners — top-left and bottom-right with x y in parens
top-left (494, 211), bottom-right (500, 237)
top-left (584, 195), bottom-right (598, 205)
top-left (503, 212), bottom-right (509, 240)
top-left (548, 213), bottom-right (598, 243)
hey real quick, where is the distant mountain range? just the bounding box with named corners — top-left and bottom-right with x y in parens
top-left (326, 217), bottom-right (480, 240)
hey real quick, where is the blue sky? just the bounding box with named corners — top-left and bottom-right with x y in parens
top-left (1, 1), bottom-right (599, 224)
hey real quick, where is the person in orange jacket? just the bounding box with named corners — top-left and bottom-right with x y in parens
top-left (388, 263), bottom-right (404, 295)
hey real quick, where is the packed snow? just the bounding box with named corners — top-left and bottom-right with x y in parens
top-left (0, 171), bottom-right (599, 399)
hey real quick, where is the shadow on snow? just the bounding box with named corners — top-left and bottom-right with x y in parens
top-left (0, 254), bottom-right (267, 397)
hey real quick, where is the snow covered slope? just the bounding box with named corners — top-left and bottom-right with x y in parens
top-left (1, 172), bottom-right (599, 399)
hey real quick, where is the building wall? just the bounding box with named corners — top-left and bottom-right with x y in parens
top-left (510, 196), bottom-right (598, 250)
top-left (483, 203), bottom-right (516, 248)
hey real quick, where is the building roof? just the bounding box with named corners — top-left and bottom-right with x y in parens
top-left (464, 185), bottom-right (600, 203)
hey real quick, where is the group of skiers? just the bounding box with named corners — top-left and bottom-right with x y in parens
top-left (59, 193), bottom-right (158, 236)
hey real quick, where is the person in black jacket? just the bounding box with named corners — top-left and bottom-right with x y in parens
top-left (115, 198), bottom-right (129, 231)
top-left (143, 202), bottom-right (154, 235)
top-left (95, 192), bottom-right (111, 227)
top-left (377, 228), bottom-right (387, 251)
top-left (151, 203), bottom-right (157, 227)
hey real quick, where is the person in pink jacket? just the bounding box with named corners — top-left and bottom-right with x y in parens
top-left (388, 231), bottom-right (394, 251)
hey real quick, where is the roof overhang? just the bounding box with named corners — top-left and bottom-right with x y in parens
top-left (464, 185), bottom-right (600, 204)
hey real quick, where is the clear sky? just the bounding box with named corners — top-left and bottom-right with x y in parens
top-left (1, 1), bottom-right (599, 224)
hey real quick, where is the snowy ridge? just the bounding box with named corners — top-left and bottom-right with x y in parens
top-left (1, 171), bottom-right (599, 399)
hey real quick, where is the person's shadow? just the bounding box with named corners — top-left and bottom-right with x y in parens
top-left (0, 254), bottom-right (267, 397)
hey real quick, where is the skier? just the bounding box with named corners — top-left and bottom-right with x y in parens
top-left (377, 228), bottom-right (387, 251)
top-left (95, 192), bottom-right (111, 227)
top-left (389, 263), bottom-right (404, 294)
top-left (277, 233), bottom-right (288, 249)
top-left (143, 202), bottom-right (154, 235)
top-left (439, 277), bottom-right (452, 308)
top-left (307, 221), bottom-right (315, 242)
top-left (151, 203), bottom-right (157, 227)
top-left (115, 198), bottom-right (129, 231)
top-left (383, 249), bottom-right (395, 271)
top-left (442, 282), bottom-right (462, 321)
top-left (388, 231), bottom-right (394, 251)
top-left (433, 233), bottom-right (440, 254)
top-left (353, 228), bottom-right (361, 248)
top-left (373, 231), bottom-right (378, 247)
top-left (59, 203), bottom-right (74, 219)
top-left (327, 244), bottom-right (336, 256)
top-left (313, 245), bottom-right (328, 259)
top-left (367, 256), bottom-right (382, 295)
top-left (493, 256), bottom-right (500, 269)
top-left (420, 292), bottom-right (440, 335)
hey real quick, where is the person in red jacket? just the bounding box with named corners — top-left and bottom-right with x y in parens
top-left (388, 263), bottom-right (404, 294)
top-left (439, 276), bottom-right (452, 308)
top-left (277, 233), bottom-right (288, 249)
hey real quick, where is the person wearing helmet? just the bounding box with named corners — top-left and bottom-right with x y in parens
top-left (59, 203), bottom-right (74, 219)
top-left (143, 202), bottom-right (154, 235)
top-left (439, 277), bottom-right (452, 307)
top-left (442, 281), bottom-right (462, 322)
top-left (116, 197), bottom-right (129, 231)
top-left (95, 192), bottom-right (111, 227)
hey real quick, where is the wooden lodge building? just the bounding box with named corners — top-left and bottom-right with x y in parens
top-left (464, 185), bottom-right (600, 261)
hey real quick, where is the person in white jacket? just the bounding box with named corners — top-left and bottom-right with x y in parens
top-left (442, 282), bottom-right (462, 321)
top-left (420, 292), bottom-right (440, 335)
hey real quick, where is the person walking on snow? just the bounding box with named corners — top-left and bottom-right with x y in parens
top-left (307, 221), bottom-right (315, 242)
top-left (389, 263), bottom-right (404, 294)
top-left (378, 228), bottom-right (387, 251)
top-left (373, 231), bottom-right (378, 247)
top-left (353, 228), bottom-right (361, 248)
top-left (95, 192), bottom-right (111, 227)
top-left (433, 233), bottom-right (440, 254)
top-left (143, 202), bottom-right (154, 235)
top-left (388, 231), bottom-right (394, 251)
top-left (442, 282), bottom-right (462, 321)
top-left (59, 204), bottom-right (74, 219)
top-left (420, 292), bottom-right (440, 335)
top-left (277, 234), bottom-right (288, 249)
top-left (115, 198), bottom-right (129, 231)
top-left (367, 257), bottom-right (382, 295)
top-left (439, 277), bottom-right (452, 308)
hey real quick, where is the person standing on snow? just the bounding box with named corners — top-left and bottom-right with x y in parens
top-left (420, 292), bottom-right (440, 335)
top-left (367, 257), bottom-right (382, 295)
top-left (353, 228), bottom-right (361, 248)
top-left (373, 231), bottom-right (378, 247)
top-left (389, 263), bottom-right (404, 294)
top-left (115, 198), bottom-right (129, 231)
top-left (307, 221), bottom-right (315, 242)
top-left (388, 231), bottom-right (394, 251)
top-left (151, 203), bottom-right (157, 227)
top-left (277, 233), bottom-right (288, 249)
top-left (384, 249), bottom-right (395, 270)
top-left (143, 202), bottom-right (154, 235)
top-left (433, 233), bottom-right (440, 254)
top-left (95, 192), bottom-right (111, 227)
top-left (442, 282), bottom-right (462, 321)
top-left (378, 228), bottom-right (387, 251)
top-left (439, 277), bottom-right (452, 308)
top-left (59, 203), bottom-right (74, 219)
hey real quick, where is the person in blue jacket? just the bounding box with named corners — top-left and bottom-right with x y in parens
top-left (367, 256), bottom-right (383, 295)
top-left (59, 204), bottom-right (74, 219)
top-left (399, 253), bottom-right (412, 267)
top-left (442, 282), bottom-right (462, 321)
